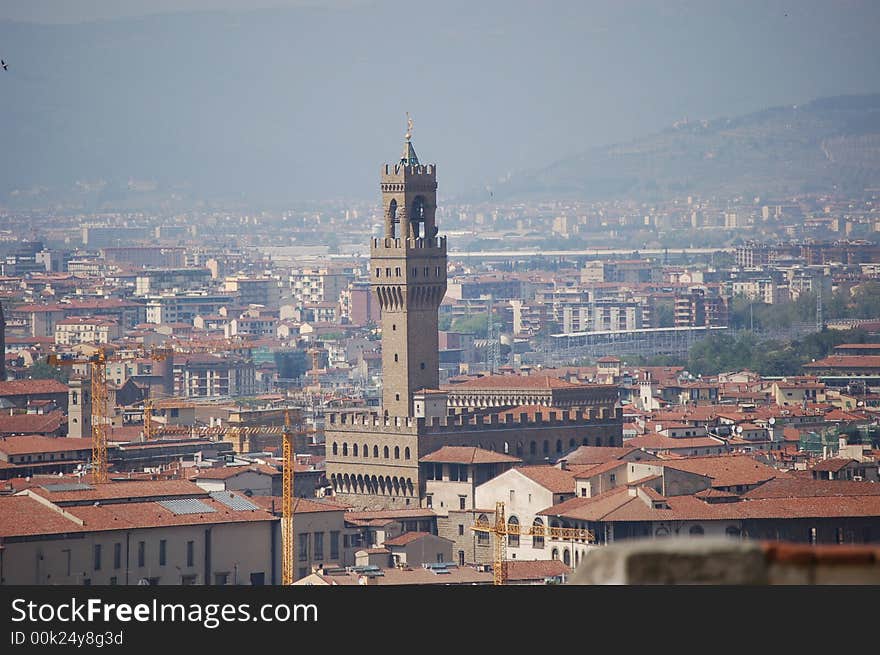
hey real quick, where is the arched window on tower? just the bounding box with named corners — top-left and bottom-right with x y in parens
top-left (411, 196), bottom-right (426, 238)
top-left (388, 198), bottom-right (398, 238)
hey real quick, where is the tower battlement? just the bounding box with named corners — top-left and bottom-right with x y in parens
top-left (371, 236), bottom-right (447, 252)
top-left (382, 163), bottom-right (437, 178)
top-left (327, 406), bottom-right (624, 433)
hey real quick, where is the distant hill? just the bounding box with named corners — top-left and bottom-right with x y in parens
top-left (479, 94), bottom-right (880, 202)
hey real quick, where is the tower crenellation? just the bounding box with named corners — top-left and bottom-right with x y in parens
top-left (372, 129), bottom-right (447, 417)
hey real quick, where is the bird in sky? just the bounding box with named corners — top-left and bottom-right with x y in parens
top-left (1, 60), bottom-right (7, 71)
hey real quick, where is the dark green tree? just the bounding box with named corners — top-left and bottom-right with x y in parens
top-left (27, 360), bottom-right (69, 383)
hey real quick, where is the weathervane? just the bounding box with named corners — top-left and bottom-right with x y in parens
top-left (405, 112), bottom-right (413, 141)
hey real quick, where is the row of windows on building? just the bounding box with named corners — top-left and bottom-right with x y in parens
top-left (91, 539), bottom-right (196, 572)
top-left (331, 442), bottom-right (411, 460)
top-left (296, 531), bottom-right (341, 563)
top-left (331, 436), bottom-right (608, 463)
top-left (330, 473), bottom-right (416, 497)
top-left (12, 451), bottom-right (86, 463)
top-left (375, 266), bottom-right (443, 278)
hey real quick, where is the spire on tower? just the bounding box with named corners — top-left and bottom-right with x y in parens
top-left (400, 112), bottom-right (419, 166)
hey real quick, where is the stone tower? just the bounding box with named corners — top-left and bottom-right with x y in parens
top-left (371, 126), bottom-right (447, 417)
top-left (68, 378), bottom-right (91, 439)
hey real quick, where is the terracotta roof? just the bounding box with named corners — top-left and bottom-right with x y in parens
top-left (0, 436), bottom-right (94, 456)
top-left (804, 356), bottom-right (880, 369)
top-left (0, 411), bottom-right (65, 435)
top-left (382, 531), bottom-right (438, 547)
top-left (694, 488), bottom-right (740, 499)
top-left (541, 486), bottom-right (880, 523)
top-left (444, 374), bottom-right (582, 390)
top-left (0, 490), bottom-right (274, 537)
top-left (299, 565), bottom-right (493, 586)
top-left (571, 460), bottom-right (628, 478)
top-left (0, 495), bottom-right (87, 537)
top-left (192, 464), bottom-right (280, 480)
top-left (639, 486), bottom-right (667, 502)
top-left (0, 379), bottom-right (68, 396)
top-left (810, 458), bottom-right (857, 472)
top-left (560, 446), bottom-right (642, 465)
top-left (66, 496), bottom-right (274, 531)
top-left (659, 455), bottom-right (784, 488)
top-left (625, 434), bottom-right (726, 450)
top-left (419, 446), bottom-right (521, 465)
top-left (743, 478), bottom-right (880, 499)
top-left (28, 479), bottom-right (206, 504)
top-left (506, 560), bottom-right (571, 581)
top-left (515, 466), bottom-right (578, 494)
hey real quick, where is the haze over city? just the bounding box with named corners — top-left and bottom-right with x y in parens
top-left (1, 0), bottom-right (880, 599)
top-left (1, 0), bottom-right (879, 206)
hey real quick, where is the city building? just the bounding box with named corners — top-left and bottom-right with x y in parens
top-left (324, 131), bottom-right (622, 511)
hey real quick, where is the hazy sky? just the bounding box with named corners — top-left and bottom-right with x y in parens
top-left (0, 1), bottom-right (363, 24)
top-left (1, 0), bottom-right (878, 205)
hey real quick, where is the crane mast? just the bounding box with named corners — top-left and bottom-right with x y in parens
top-left (282, 408), bottom-right (295, 585)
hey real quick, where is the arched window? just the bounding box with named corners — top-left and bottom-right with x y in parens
top-left (404, 447), bottom-right (411, 460)
top-left (551, 548), bottom-right (559, 561)
top-left (477, 515), bottom-right (489, 546)
top-left (596, 437), bottom-right (603, 447)
top-left (383, 446), bottom-right (390, 459)
top-left (556, 439), bottom-right (562, 453)
top-left (373, 445), bottom-right (379, 458)
top-left (353, 443), bottom-right (359, 457)
top-left (563, 549), bottom-right (571, 566)
top-left (388, 198), bottom-right (398, 237)
top-left (532, 518), bottom-right (545, 549)
top-left (530, 441), bottom-right (537, 456)
top-left (507, 516), bottom-right (520, 548)
top-left (332, 442), bottom-right (338, 456)
top-left (504, 441), bottom-right (509, 454)
top-left (394, 446), bottom-right (400, 459)
top-left (542, 441), bottom-right (549, 455)
top-left (342, 443), bottom-right (348, 456)
top-left (363, 444), bottom-right (368, 458)
top-left (689, 525), bottom-right (704, 537)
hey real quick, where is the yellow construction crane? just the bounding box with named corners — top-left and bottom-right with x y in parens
top-left (281, 408), bottom-right (295, 586)
top-left (472, 502), bottom-right (595, 585)
top-left (143, 398), bottom-right (154, 441)
top-left (48, 346), bottom-right (169, 483)
top-left (472, 501), bottom-right (511, 585)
